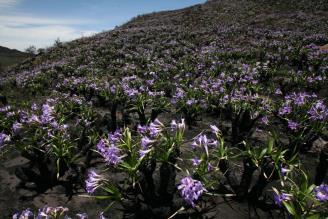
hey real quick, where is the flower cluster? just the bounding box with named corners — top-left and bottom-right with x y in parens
top-left (139, 136), bottom-right (154, 158)
top-left (85, 170), bottom-right (106, 194)
top-left (313, 184), bottom-right (328, 202)
top-left (273, 192), bottom-right (291, 207)
top-left (170, 119), bottom-right (186, 132)
top-left (40, 103), bottom-right (55, 124)
top-left (191, 134), bottom-right (217, 157)
top-left (12, 206), bottom-right (104, 219)
top-left (136, 119), bottom-right (166, 158)
top-left (308, 100), bottom-right (328, 121)
top-left (0, 132), bottom-right (10, 148)
top-left (96, 134), bottom-right (123, 166)
top-left (178, 176), bottom-right (207, 207)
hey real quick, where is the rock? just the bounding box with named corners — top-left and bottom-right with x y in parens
top-left (315, 145), bottom-right (328, 185)
top-left (319, 44), bottom-right (328, 51)
top-left (310, 138), bottom-right (328, 153)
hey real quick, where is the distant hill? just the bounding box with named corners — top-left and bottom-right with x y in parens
top-left (1, 0), bottom-right (327, 88)
top-left (0, 46), bottom-right (30, 72)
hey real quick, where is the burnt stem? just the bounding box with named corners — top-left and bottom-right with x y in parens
top-left (315, 144), bottom-right (328, 185)
top-left (158, 162), bottom-right (176, 205)
top-left (218, 159), bottom-right (240, 194)
top-left (110, 103), bottom-right (117, 131)
top-left (140, 158), bottom-right (157, 206)
top-left (238, 158), bottom-right (258, 200)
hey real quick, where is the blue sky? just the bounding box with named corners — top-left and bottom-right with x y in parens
top-left (0, 0), bottom-right (206, 51)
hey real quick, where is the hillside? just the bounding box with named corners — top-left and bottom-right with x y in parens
top-left (0, 46), bottom-right (30, 73)
top-left (1, 0), bottom-right (327, 91)
top-left (0, 0), bottom-right (327, 218)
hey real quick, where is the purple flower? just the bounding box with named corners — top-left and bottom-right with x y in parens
top-left (0, 132), bottom-right (10, 148)
top-left (40, 104), bottom-right (54, 124)
top-left (307, 77), bottom-right (314, 83)
top-left (178, 176), bottom-right (207, 207)
top-left (12, 122), bottom-right (23, 134)
top-left (149, 126), bottom-right (161, 138)
top-left (149, 119), bottom-right (163, 138)
top-left (177, 119), bottom-right (186, 131)
top-left (210, 124), bottom-right (219, 134)
top-left (274, 192), bottom-right (291, 207)
top-left (146, 79), bottom-right (154, 86)
top-left (27, 114), bottom-right (40, 124)
top-left (99, 212), bottom-right (107, 219)
top-left (96, 139), bottom-right (106, 153)
top-left (103, 144), bottom-right (123, 165)
top-left (313, 184), bottom-right (328, 202)
top-left (287, 120), bottom-right (299, 131)
top-left (141, 136), bottom-right (153, 149)
top-left (279, 104), bottom-right (292, 115)
top-left (315, 76), bottom-right (323, 81)
top-left (191, 158), bottom-right (201, 166)
top-left (85, 170), bottom-right (104, 194)
top-left (308, 100), bottom-right (328, 121)
top-left (12, 213), bottom-right (19, 219)
top-left (108, 129), bottom-right (122, 144)
top-left (137, 124), bottom-right (147, 134)
top-left (13, 208), bottom-right (34, 219)
top-left (110, 85), bottom-right (116, 94)
top-left (6, 111), bottom-right (15, 117)
top-left (96, 139), bottom-right (123, 166)
top-left (18, 110), bottom-right (29, 123)
top-left (139, 148), bottom-right (152, 158)
top-left (260, 116), bottom-right (269, 125)
top-left (139, 136), bottom-right (153, 158)
top-left (280, 165), bottom-right (289, 176)
top-left (207, 163), bottom-right (214, 172)
top-left (293, 93), bottom-right (308, 106)
top-left (275, 88), bottom-right (282, 95)
top-left (37, 206), bottom-right (69, 217)
top-left (192, 134), bottom-right (211, 156)
top-left (173, 88), bottom-right (185, 100)
top-left (186, 98), bottom-right (196, 106)
top-left (170, 119), bottom-right (185, 132)
top-left (77, 213), bottom-right (88, 219)
top-left (31, 103), bottom-right (38, 111)
top-left (0, 105), bottom-right (11, 113)
top-left (21, 209), bottom-right (34, 218)
top-left (170, 120), bottom-right (177, 131)
top-left (50, 121), bottom-right (59, 129)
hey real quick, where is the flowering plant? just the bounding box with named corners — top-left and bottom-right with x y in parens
top-left (277, 92), bottom-right (328, 155)
top-left (86, 119), bottom-right (192, 217)
top-left (2, 96), bottom-right (98, 190)
top-left (273, 169), bottom-right (328, 218)
top-left (13, 205), bottom-right (106, 219)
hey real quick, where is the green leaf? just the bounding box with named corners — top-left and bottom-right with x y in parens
top-left (259, 148), bottom-right (267, 159)
top-left (95, 195), bottom-right (115, 200)
top-left (305, 214), bottom-right (320, 219)
top-left (307, 185), bottom-right (316, 194)
top-left (56, 159), bottom-right (60, 179)
top-left (267, 136), bottom-right (274, 154)
top-left (119, 161), bottom-right (133, 171)
top-left (102, 201), bottom-right (116, 213)
top-left (282, 201), bottom-right (296, 216)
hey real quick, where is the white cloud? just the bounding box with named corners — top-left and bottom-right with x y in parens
top-left (0, 14), bottom-right (97, 51)
top-left (0, 0), bottom-right (20, 9)
top-left (0, 24), bottom-right (97, 51)
top-left (0, 15), bottom-right (94, 26)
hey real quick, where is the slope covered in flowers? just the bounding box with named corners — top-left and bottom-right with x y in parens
top-left (0, 0), bottom-right (327, 218)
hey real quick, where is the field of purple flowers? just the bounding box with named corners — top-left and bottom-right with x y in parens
top-left (0, 0), bottom-right (327, 218)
